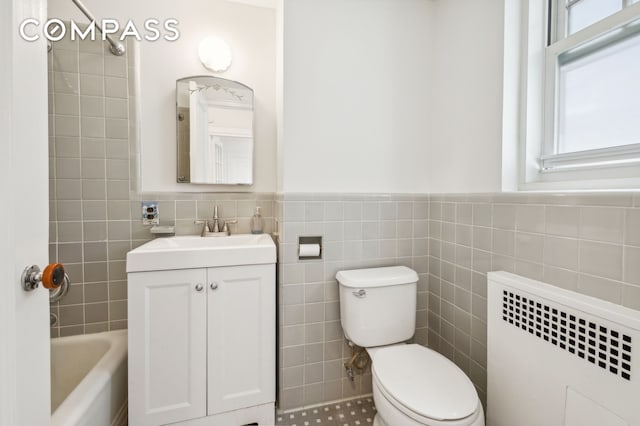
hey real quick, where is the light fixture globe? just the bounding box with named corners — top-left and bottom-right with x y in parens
top-left (198, 36), bottom-right (232, 72)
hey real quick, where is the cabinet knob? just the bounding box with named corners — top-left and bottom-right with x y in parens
top-left (210, 282), bottom-right (218, 290)
top-left (195, 283), bottom-right (204, 292)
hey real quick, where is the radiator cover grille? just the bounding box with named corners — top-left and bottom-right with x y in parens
top-left (502, 289), bottom-right (632, 381)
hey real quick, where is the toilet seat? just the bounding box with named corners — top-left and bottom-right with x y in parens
top-left (371, 344), bottom-right (479, 423)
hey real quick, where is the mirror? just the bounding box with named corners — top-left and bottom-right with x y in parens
top-left (176, 76), bottom-right (254, 185)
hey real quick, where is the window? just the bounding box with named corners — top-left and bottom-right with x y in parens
top-left (518, 0), bottom-right (640, 189)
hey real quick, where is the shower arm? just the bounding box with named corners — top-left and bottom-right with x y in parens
top-left (70, 0), bottom-right (126, 56)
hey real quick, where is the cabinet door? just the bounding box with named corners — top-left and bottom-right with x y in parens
top-left (128, 269), bottom-right (207, 425)
top-left (207, 264), bottom-right (275, 415)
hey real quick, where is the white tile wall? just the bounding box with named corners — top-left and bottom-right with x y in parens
top-left (276, 194), bottom-right (430, 410)
top-left (48, 31), bottom-right (276, 337)
top-left (427, 193), bottom-right (640, 408)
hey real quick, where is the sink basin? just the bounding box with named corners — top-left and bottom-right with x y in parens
top-left (126, 234), bottom-right (276, 272)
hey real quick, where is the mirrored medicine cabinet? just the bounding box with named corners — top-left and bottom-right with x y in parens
top-left (176, 76), bottom-right (254, 185)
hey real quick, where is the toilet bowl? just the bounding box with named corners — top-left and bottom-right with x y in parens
top-left (336, 266), bottom-right (485, 426)
top-left (369, 345), bottom-right (484, 426)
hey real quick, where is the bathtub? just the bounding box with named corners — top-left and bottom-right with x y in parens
top-left (51, 330), bottom-right (128, 426)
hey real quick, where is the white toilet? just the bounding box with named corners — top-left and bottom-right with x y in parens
top-left (337, 266), bottom-right (485, 426)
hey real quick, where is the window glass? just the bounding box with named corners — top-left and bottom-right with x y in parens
top-left (557, 32), bottom-right (640, 153)
top-left (567, 0), bottom-right (623, 35)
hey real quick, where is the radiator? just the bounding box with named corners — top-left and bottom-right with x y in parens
top-left (487, 271), bottom-right (640, 426)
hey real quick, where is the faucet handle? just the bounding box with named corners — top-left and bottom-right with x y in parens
top-left (194, 220), bottom-right (210, 236)
top-left (221, 220), bottom-right (237, 235)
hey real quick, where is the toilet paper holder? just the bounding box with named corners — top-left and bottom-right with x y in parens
top-left (298, 236), bottom-right (322, 260)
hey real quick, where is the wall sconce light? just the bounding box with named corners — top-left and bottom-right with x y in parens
top-left (198, 36), bottom-right (232, 73)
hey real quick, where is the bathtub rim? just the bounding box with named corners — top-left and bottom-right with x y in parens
top-left (51, 329), bottom-right (127, 425)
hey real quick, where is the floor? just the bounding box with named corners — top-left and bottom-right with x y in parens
top-left (276, 397), bottom-right (377, 426)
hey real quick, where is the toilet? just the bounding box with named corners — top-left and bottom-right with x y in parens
top-left (337, 266), bottom-right (485, 426)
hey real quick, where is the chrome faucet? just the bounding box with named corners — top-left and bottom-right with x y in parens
top-left (194, 205), bottom-right (237, 237)
top-left (211, 205), bottom-right (222, 232)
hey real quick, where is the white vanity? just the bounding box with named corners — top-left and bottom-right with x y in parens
top-left (126, 234), bottom-right (276, 426)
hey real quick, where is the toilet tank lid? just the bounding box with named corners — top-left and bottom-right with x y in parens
top-left (336, 266), bottom-right (418, 288)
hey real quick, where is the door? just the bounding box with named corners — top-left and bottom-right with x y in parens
top-left (128, 269), bottom-right (208, 425)
top-left (207, 264), bottom-right (276, 415)
top-left (0, 0), bottom-right (50, 425)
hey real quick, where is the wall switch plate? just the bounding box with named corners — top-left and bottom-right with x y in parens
top-left (142, 201), bottom-right (159, 225)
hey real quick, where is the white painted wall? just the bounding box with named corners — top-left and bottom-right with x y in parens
top-left (428, 0), bottom-right (505, 193)
top-left (49, 0), bottom-right (277, 193)
top-left (280, 0), bottom-right (434, 194)
top-left (49, 0), bottom-right (508, 195)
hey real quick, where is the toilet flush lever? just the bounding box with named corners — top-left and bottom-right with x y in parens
top-left (352, 289), bottom-right (366, 298)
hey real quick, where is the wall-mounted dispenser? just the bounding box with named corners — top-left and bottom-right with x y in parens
top-left (298, 236), bottom-right (322, 260)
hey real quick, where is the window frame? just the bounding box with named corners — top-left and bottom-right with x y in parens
top-left (517, 0), bottom-right (640, 190)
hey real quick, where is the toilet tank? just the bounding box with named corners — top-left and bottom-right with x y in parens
top-left (337, 266), bottom-right (418, 347)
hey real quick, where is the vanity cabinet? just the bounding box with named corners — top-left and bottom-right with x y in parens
top-left (128, 264), bottom-right (275, 426)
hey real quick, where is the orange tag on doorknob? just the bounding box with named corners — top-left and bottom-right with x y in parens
top-left (42, 263), bottom-right (65, 289)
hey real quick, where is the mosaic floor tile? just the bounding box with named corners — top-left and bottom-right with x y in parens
top-left (276, 397), bottom-right (376, 426)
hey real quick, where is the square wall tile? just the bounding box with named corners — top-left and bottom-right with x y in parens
top-left (543, 236), bottom-right (578, 270)
top-left (625, 209), bottom-right (640, 246)
top-left (545, 206), bottom-right (579, 237)
top-left (624, 246), bottom-right (640, 285)
top-left (579, 241), bottom-right (622, 281)
top-left (579, 207), bottom-right (624, 243)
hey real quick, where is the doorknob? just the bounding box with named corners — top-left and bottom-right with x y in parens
top-left (22, 263), bottom-right (65, 291)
